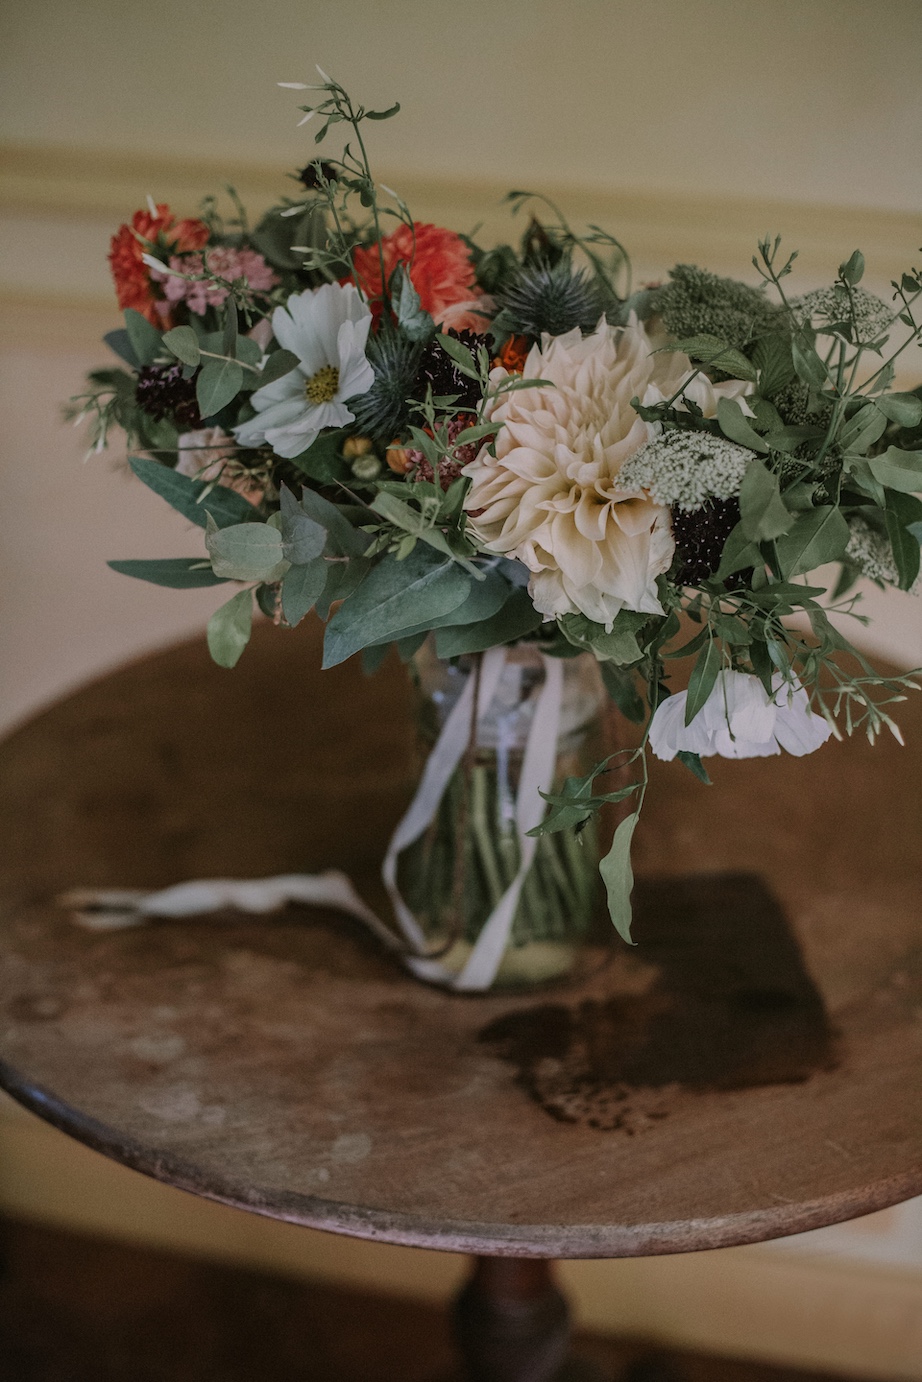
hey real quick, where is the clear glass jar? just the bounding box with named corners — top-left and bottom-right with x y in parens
top-left (398, 641), bottom-right (608, 989)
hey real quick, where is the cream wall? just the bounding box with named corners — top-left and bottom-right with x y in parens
top-left (2, 3), bottom-right (922, 1377)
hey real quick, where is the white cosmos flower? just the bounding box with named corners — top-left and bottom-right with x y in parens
top-left (649, 669), bottom-right (832, 761)
top-left (233, 283), bottom-right (374, 460)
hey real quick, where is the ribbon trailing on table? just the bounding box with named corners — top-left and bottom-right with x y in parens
top-left (60, 646), bottom-right (565, 993)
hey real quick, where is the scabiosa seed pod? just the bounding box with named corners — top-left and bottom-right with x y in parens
top-left (135, 364), bottom-right (201, 429)
top-left (671, 496), bottom-right (743, 586)
top-left (297, 160), bottom-right (339, 191)
top-left (414, 330), bottom-right (487, 412)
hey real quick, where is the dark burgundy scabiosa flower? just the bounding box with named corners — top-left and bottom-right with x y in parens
top-left (135, 364), bottom-right (201, 429)
top-left (671, 496), bottom-right (743, 586)
top-left (297, 160), bottom-right (339, 191)
top-left (414, 330), bottom-right (488, 413)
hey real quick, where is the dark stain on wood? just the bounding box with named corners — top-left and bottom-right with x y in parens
top-left (480, 874), bottom-right (838, 1130)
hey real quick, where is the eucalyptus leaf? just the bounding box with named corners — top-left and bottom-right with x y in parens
top-left (162, 326), bottom-right (201, 368)
top-left (129, 455), bottom-right (256, 529)
top-left (315, 555), bottom-right (371, 620)
top-left (107, 557), bottom-right (227, 589)
top-left (206, 588), bottom-right (253, 669)
top-left (205, 518), bottom-right (290, 582)
top-left (236, 337), bottom-right (263, 368)
top-left (296, 486), bottom-right (369, 556)
top-left (774, 506), bottom-right (849, 578)
top-left (197, 357), bottom-right (244, 418)
top-left (222, 301), bottom-right (238, 358)
top-left (323, 547), bottom-right (470, 667)
top-left (281, 558), bottom-right (328, 625)
top-left (384, 567), bottom-right (509, 647)
top-left (104, 328), bottom-right (140, 368)
top-left (279, 484), bottom-right (326, 563)
top-left (717, 397), bottom-right (769, 454)
top-left (434, 588), bottom-right (544, 657)
top-left (124, 308), bottom-right (163, 366)
top-left (599, 811), bottom-right (639, 944)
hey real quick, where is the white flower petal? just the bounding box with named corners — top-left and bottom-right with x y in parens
top-left (772, 683), bottom-right (833, 756)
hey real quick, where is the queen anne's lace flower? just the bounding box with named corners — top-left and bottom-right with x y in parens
top-left (462, 320), bottom-right (675, 628)
top-left (845, 516), bottom-right (918, 590)
top-left (234, 284), bottom-right (374, 460)
top-left (617, 431), bottom-right (752, 512)
top-left (650, 670), bottom-right (832, 761)
top-left (795, 285), bottom-right (892, 344)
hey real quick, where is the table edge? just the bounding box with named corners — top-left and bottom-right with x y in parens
top-left (3, 1059), bottom-right (919, 1260)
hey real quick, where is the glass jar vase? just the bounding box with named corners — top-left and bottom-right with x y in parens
top-left (396, 641), bottom-right (608, 990)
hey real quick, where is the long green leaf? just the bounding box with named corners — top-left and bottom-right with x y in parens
top-left (107, 557), bottom-right (227, 589)
top-left (739, 459), bottom-right (793, 541)
top-left (322, 547), bottom-right (470, 667)
top-left (124, 308), bottom-right (163, 366)
top-left (774, 506), bottom-right (850, 578)
top-left (129, 456), bottom-right (257, 529)
top-left (434, 588), bottom-right (544, 657)
top-left (600, 811), bottom-right (639, 944)
top-left (685, 636), bottom-right (721, 726)
top-left (868, 447), bottom-right (922, 495)
top-left (717, 397), bottom-right (769, 454)
top-left (281, 559), bottom-right (328, 626)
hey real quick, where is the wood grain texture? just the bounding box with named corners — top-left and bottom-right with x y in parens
top-left (0, 620), bottom-right (920, 1259)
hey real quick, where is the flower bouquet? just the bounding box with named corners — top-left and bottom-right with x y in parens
top-left (71, 73), bottom-right (922, 991)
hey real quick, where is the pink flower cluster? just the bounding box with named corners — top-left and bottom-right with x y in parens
top-left (406, 414), bottom-right (483, 491)
top-left (156, 247), bottom-right (278, 315)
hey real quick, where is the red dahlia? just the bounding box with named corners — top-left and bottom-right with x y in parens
top-left (349, 222), bottom-right (483, 331)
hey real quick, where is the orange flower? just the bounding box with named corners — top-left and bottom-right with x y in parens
top-left (495, 334), bottom-right (529, 374)
top-left (108, 204), bottom-right (210, 325)
top-left (349, 222), bottom-right (485, 331)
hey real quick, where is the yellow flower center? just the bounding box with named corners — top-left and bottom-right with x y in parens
top-left (305, 364), bottom-right (340, 405)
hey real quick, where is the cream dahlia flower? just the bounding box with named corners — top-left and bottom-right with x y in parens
top-left (463, 319), bottom-right (676, 628)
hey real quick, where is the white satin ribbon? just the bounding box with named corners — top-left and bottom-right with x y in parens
top-left (61, 648), bottom-right (566, 993)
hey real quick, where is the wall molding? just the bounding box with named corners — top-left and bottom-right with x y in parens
top-left (3, 141), bottom-right (921, 294)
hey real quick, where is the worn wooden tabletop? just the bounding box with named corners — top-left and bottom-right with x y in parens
top-left (0, 621), bottom-right (920, 1258)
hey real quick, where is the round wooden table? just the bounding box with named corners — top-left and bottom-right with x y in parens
top-left (1, 622), bottom-right (920, 1380)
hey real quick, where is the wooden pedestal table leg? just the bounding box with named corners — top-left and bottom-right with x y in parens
top-left (453, 1255), bottom-right (608, 1382)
